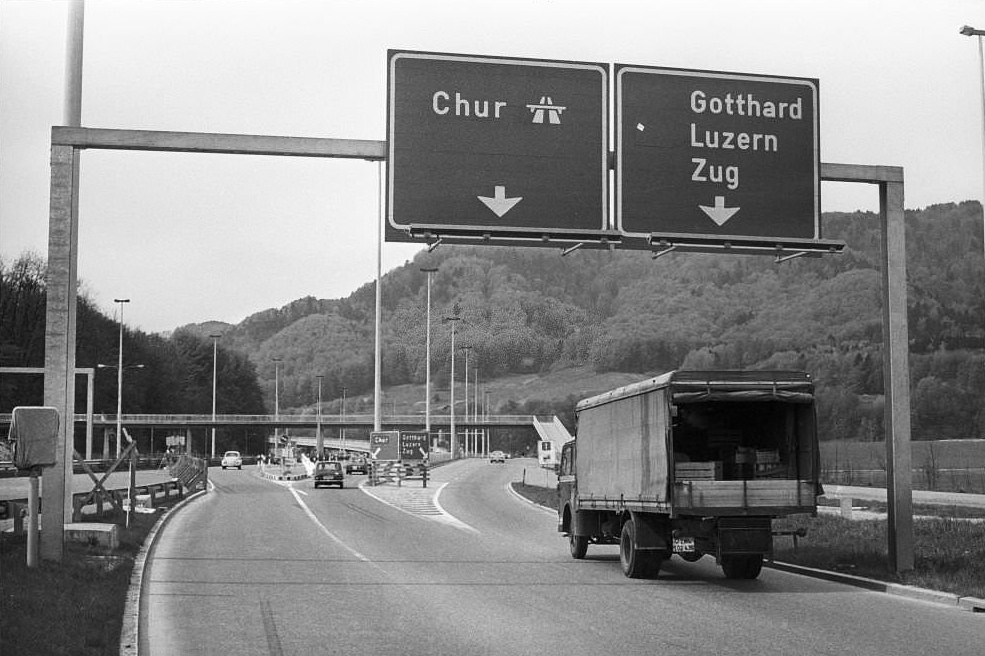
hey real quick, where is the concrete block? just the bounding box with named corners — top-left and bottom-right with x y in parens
top-left (958, 596), bottom-right (985, 612)
top-left (64, 522), bottom-right (119, 550)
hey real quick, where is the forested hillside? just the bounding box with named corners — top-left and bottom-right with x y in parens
top-left (4, 201), bottom-right (984, 444)
top-left (0, 254), bottom-right (266, 419)
top-left (181, 201), bottom-right (985, 442)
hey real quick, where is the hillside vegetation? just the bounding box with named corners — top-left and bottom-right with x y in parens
top-left (4, 202), bottom-right (984, 445)
top-left (183, 201), bottom-right (984, 441)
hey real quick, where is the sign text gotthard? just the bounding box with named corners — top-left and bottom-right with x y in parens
top-left (689, 90), bottom-right (804, 191)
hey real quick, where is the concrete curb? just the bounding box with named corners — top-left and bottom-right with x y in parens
top-left (765, 561), bottom-right (985, 612)
top-left (119, 487), bottom-right (209, 656)
top-left (512, 487), bottom-right (985, 614)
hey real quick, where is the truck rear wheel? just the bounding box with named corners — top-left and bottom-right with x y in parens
top-left (721, 554), bottom-right (764, 579)
top-left (619, 519), bottom-right (663, 579)
top-left (569, 534), bottom-right (588, 559)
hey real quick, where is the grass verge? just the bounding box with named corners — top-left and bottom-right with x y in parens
top-left (513, 482), bottom-right (985, 599)
top-left (1, 504), bottom-right (174, 655)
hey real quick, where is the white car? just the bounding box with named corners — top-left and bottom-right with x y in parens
top-left (490, 450), bottom-right (506, 464)
top-left (221, 450), bottom-right (243, 470)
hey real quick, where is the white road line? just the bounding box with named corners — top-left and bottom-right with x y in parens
top-left (359, 481), bottom-right (480, 534)
top-left (504, 480), bottom-right (556, 515)
top-left (288, 486), bottom-right (382, 568)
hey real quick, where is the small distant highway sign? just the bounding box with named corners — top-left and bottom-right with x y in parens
top-left (370, 431), bottom-right (399, 461)
top-left (616, 65), bottom-right (820, 244)
top-left (400, 431), bottom-right (429, 461)
top-left (387, 50), bottom-right (610, 244)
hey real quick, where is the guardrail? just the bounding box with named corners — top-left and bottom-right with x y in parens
top-left (0, 480), bottom-right (185, 533)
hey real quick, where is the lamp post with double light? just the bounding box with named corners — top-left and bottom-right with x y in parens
top-left (316, 375), bottom-right (324, 458)
top-left (271, 357), bottom-right (282, 457)
top-left (210, 333), bottom-right (221, 458)
top-left (444, 316), bottom-right (462, 457)
top-left (112, 298), bottom-right (129, 457)
top-left (460, 345), bottom-right (472, 456)
top-left (421, 267), bottom-right (439, 448)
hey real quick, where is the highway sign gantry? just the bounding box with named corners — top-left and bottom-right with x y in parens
top-left (387, 50), bottom-right (611, 245)
top-left (616, 66), bottom-right (824, 248)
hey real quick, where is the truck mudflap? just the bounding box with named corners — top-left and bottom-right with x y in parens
top-left (717, 517), bottom-right (773, 555)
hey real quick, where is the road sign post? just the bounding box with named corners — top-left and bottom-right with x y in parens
top-left (387, 51), bottom-right (612, 245)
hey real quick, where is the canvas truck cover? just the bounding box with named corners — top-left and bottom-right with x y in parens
top-left (575, 379), bottom-right (672, 505)
top-left (573, 371), bottom-right (815, 506)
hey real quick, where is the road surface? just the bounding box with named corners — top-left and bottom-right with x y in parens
top-left (139, 459), bottom-right (984, 655)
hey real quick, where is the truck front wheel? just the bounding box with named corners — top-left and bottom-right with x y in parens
top-left (569, 534), bottom-right (589, 559)
top-left (720, 554), bottom-right (764, 579)
top-left (619, 519), bottom-right (663, 579)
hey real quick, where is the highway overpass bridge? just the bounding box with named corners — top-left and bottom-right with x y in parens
top-left (0, 413), bottom-right (572, 459)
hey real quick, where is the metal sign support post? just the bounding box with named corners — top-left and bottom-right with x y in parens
top-left (42, 127), bottom-right (385, 562)
top-left (822, 163), bottom-right (913, 574)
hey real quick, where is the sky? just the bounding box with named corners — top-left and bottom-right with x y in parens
top-left (2, 0), bottom-right (984, 333)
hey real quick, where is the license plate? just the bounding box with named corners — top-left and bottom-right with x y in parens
top-left (673, 537), bottom-right (695, 553)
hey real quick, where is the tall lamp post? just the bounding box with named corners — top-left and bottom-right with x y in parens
top-left (96, 360), bottom-right (144, 456)
top-left (271, 357), bottom-right (282, 456)
top-left (961, 26), bottom-right (985, 275)
top-left (113, 298), bottom-right (129, 457)
top-left (421, 267), bottom-right (439, 448)
top-left (210, 333), bottom-right (221, 458)
top-left (315, 375), bottom-right (324, 459)
top-left (444, 316), bottom-right (461, 457)
top-left (460, 345), bottom-right (472, 457)
top-left (340, 386), bottom-right (347, 453)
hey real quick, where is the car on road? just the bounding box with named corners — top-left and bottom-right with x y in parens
top-left (345, 457), bottom-right (370, 475)
top-left (490, 450), bottom-right (506, 464)
top-left (221, 450), bottom-right (242, 470)
top-left (313, 461), bottom-right (345, 488)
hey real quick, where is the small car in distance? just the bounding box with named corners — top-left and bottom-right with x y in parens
top-left (221, 450), bottom-right (243, 470)
top-left (489, 450), bottom-right (506, 464)
top-left (345, 457), bottom-right (370, 475)
top-left (313, 461), bottom-right (344, 488)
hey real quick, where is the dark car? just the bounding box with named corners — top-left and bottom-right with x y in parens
top-left (345, 457), bottom-right (370, 475)
top-left (313, 461), bottom-right (344, 488)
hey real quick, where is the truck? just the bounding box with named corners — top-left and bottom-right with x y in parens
top-left (557, 370), bottom-right (820, 580)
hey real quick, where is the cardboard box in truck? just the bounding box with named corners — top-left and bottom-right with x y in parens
top-left (557, 370), bottom-right (820, 580)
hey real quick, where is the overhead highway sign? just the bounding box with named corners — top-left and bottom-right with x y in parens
top-left (616, 65), bottom-right (829, 251)
top-left (387, 50), bottom-right (612, 246)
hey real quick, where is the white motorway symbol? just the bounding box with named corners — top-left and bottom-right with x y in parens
top-left (477, 185), bottom-right (523, 218)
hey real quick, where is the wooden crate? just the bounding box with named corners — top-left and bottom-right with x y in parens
top-left (674, 461), bottom-right (723, 481)
top-left (673, 479), bottom-right (815, 510)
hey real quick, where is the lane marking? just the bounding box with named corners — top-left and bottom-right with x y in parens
top-left (359, 481), bottom-right (479, 535)
top-left (288, 486), bottom-right (382, 568)
top-left (504, 480), bottom-right (556, 515)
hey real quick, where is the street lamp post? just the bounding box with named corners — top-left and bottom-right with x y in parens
top-left (210, 333), bottom-right (221, 458)
top-left (460, 345), bottom-right (472, 456)
top-left (341, 386), bottom-right (347, 453)
top-left (271, 358), bottom-right (282, 456)
top-left (421, 267), bottom-right (439, 448)
top-left (96, 360), bottom-right (144, 456)
top-left (961, 25), bottom-right (985, 413)
top-left (316, 375), bottom-right (324, 459)
top-left (113, 299), bottom-right (129, 457)
top-left (445, 316), bottom-right (461, 457)
top-left (961, 25), bottom-right (985, 268)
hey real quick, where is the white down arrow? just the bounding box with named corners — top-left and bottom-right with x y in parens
top-left (699, 196), bottom-right (740, 226)
top-left (477, 186), bottom-right (523, 218)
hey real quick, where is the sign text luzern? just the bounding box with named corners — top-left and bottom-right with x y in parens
top-left (387, 51), bottom-right (609, 242)
top-left (617, 66), bottom-right (820, 241)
